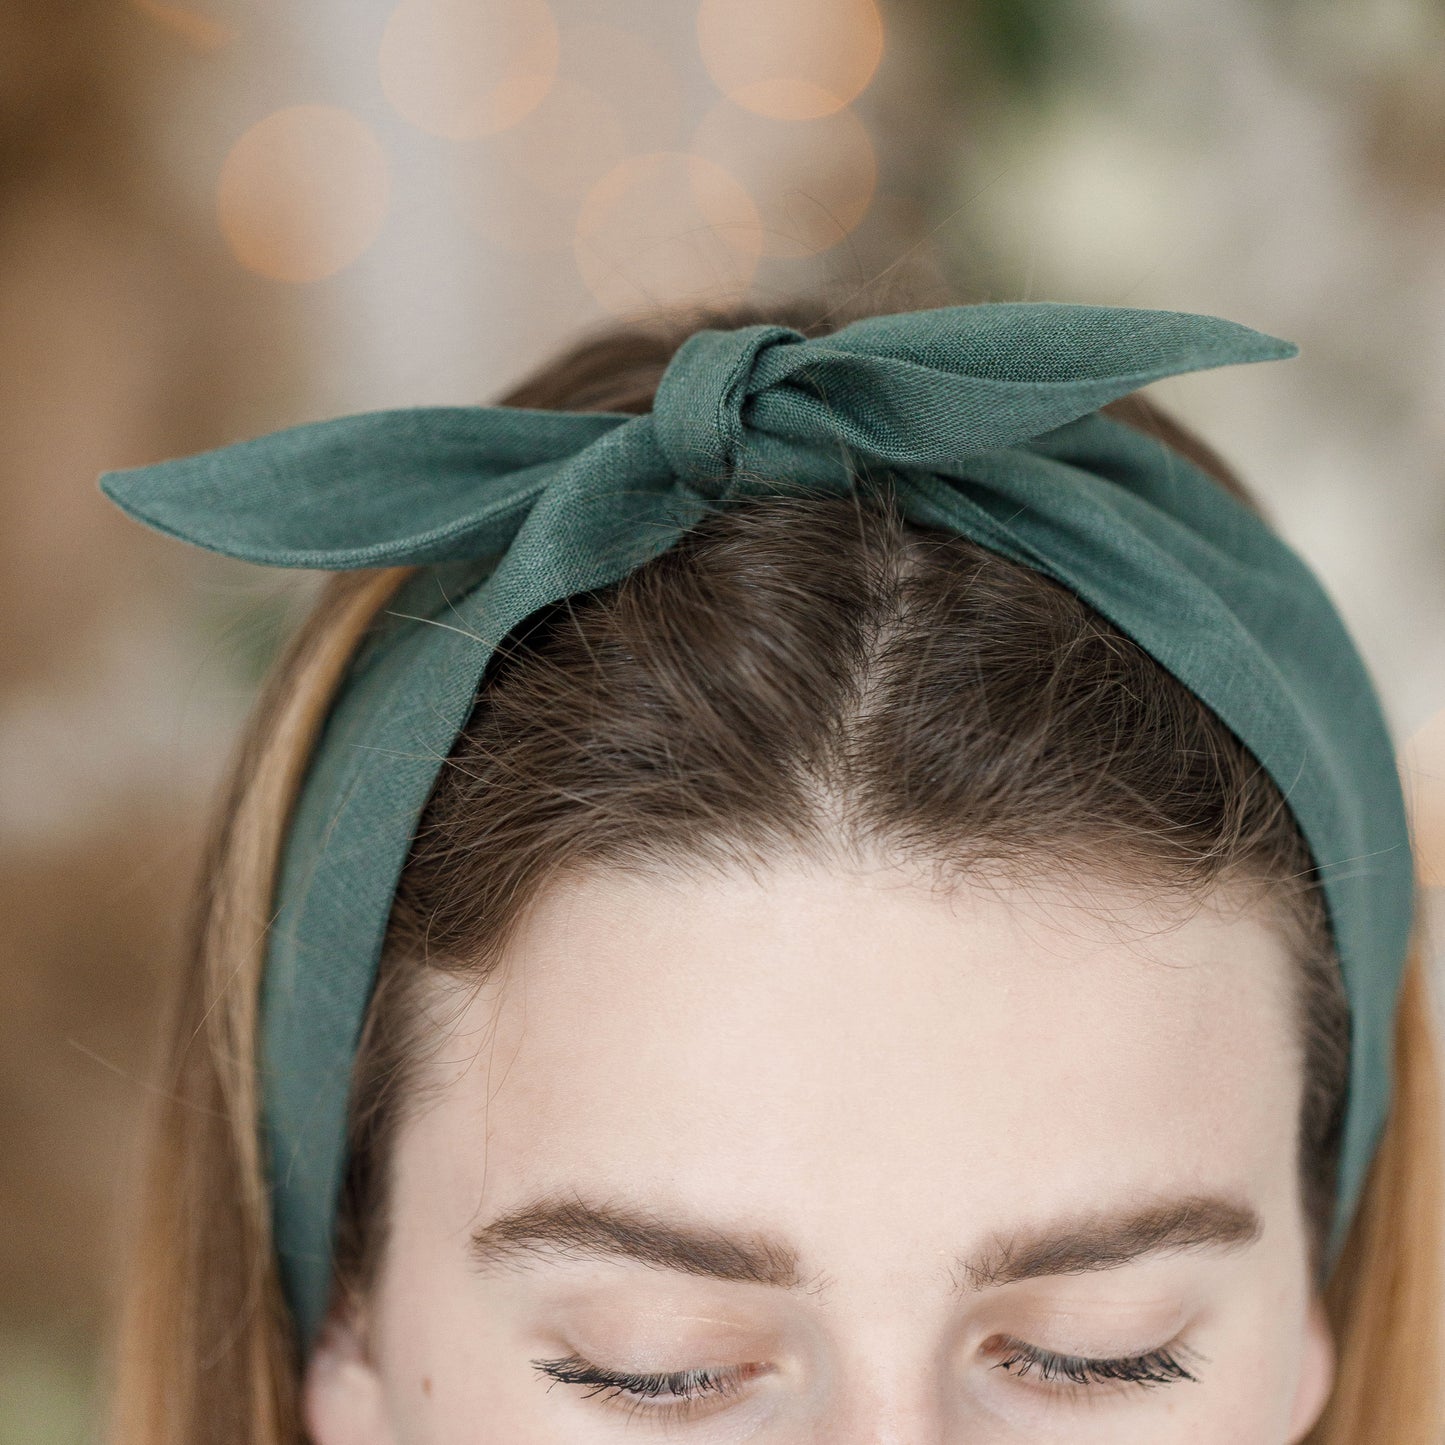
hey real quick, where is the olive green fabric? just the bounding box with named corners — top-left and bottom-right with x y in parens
top-left (98, 302), bottom-right (1415, 1355)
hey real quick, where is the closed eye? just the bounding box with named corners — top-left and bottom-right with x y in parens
top-left (986, 1333), bottom-right (1203, 1392)
top-left (531, 1352), bottom-right (760, 1426)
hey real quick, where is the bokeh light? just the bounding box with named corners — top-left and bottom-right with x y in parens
top-left (574, 151), bottom-right (763, 315)
top-left (691, 99), bottom-right (877, 257)
top-left (217, 106), bottom-right (390, 283)
top-left (696, 0), bottom-right (884, 121)
top-left (1404, 709), bottom-right (1445, 888)
top-left (379, 0), bottom-right (559, 140)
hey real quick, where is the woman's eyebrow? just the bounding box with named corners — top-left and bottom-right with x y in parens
top-left (467, 1190), bottom-right (1263, 1294)
top-left (959, 1194), bottom-right (1263, 1288)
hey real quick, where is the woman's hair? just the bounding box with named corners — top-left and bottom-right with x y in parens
top-left (106, 300), bottom-right (1444, 1445)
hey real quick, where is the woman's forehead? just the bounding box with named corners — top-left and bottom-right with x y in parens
top-left (398, 861), bottom-right (1303, 1249)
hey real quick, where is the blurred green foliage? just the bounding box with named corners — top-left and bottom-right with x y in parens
top-left (972, 0), bottom-right (1092, 92)
top-left (920, 0), bottom-right (1103, 98)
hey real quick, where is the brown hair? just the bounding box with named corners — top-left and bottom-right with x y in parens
top-left (106, 301), bottom-right (1444, 1444)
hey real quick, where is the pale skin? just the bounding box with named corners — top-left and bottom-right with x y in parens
top-left (305, 858), bottom-right (1336, 1442)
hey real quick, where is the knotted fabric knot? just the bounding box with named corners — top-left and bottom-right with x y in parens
top-left (650, 322), bottom-right (805, 498)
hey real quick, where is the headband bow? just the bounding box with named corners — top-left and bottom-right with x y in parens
top-left (99, 302), bottom-right (1414, 1352)
top-left (107, 305), bottom-right (1303, 565)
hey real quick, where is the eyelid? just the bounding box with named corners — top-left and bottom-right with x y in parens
top-left (531, 1350), bottom-right (761, 1419)
top-left (985, 1332), bottom-right (1204, 1391)
top-left (980, 1289), bottom-right (1197, 1355)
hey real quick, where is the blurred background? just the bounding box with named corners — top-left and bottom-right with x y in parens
top-left (3, 0), bottom-right (1444, 1438)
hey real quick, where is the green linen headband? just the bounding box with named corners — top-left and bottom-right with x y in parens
top-left (99, 301), bottom-right (1415, 1355)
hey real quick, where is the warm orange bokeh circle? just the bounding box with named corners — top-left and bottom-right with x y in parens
top-left (218, 106), bottom-right (390, 283)
top-left (380, 0), bottom-right (559, 139)
top-left (697, 0), bottom-right (884, 120)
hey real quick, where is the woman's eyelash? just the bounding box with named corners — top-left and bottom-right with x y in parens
top-left (531, 1335), bottom-right (1200, 1422)
top-left (531, 1353), bottom-right (749, 1423)
top-left (990, 1336), bottom-right (1200, 1389)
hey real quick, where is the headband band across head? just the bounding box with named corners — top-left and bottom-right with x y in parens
top-left (99, 302), bottom-right (1415, 1353)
